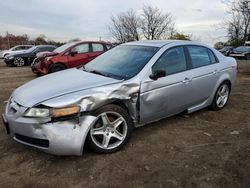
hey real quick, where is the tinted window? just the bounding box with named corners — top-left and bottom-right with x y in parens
top-left (106, 44), bottom-right (112, 50)
top-left (187, 46), bottom-right (211, 68)
top-left (152, 47), bottom-right (187, 75)
top-left (47, 47), bottom-right (55, 51)
top-left (14, 47), bottom-right (22, 51)
top-left (24, 46), bottom-right (31, 49)
top-left (34, 47), bottom-right (53, 53)
top-left (208, 50), bottom-right (217, 64)
top-left (72, 44), bottom-right (89, 53)
top-left (92, 43), bottom-right (104, 52)
top-left (35, 48), bottom-right (47, 53)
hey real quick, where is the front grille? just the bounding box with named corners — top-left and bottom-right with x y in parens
top-left (7, 99), bottom-right (21, 115)
top-left (15, 134), bottom-right (49, 148)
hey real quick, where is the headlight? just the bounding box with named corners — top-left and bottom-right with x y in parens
top-left (45, 57), bottom-right (52, 61)
top-left (8, 56), bottom-right (14, 60)
top-left (24, 108), bottom-right (50, 118)
top-left (24, 106), bottom-right (80, 118)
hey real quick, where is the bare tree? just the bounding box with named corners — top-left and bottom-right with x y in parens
top-left (108, 9), bottom-right (140, 43)
top-left (226, 0), bottom-right (250, 45)
top-left (140, 5), bottom-right (174, 40)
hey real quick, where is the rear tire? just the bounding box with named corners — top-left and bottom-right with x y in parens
top-left (50, 64), bottom-right (66, 73)
top-left (211, 82), bottom-right (230, 111)
top-left (87, 104), bottom-right (133, 154)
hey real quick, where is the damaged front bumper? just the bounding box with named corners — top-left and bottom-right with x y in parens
top-left (31, 62), bottom-right (48, 75)
top-left (3, 112), bottom-right (97, 156)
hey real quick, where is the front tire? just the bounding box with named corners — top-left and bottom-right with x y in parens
top-left (13, 57), bottom-right (25, 67)
top-left (87, 104), bottom-right (133, 154)
top-left (211, 82), bottom-right (230, 111)
top-left (50, 64), bottom-right (66, 73)
top-left (246, 54), bottom-right (250, 60)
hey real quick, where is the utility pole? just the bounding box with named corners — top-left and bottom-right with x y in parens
top-left (6, 31), bottom-right (10, 49)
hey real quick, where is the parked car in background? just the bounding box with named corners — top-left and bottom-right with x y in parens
top-left (31, 41), bottom-right (113, 75)
top-left (0, 45), bottom-right (33, 58)
top-left (2, 40), bottom-right (237, 155)
top-left (4, 45), bottom-right (56, 66)
top-left (229, 46), bottom-right (250, 59)
top-left (219, 46), bottom-right (234, 56)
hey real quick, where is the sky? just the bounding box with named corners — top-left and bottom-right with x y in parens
top-left (0, 0), bottom-right (231, 46)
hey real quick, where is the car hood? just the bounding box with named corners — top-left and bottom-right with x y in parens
top-left (37, 51), bottom-right (58, 58)
top-left (11, 68), bottom-right (122, 107)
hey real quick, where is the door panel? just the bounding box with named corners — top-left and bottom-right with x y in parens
top-left (140, 70), bottom-right (193, 124)
top-left (139, 46), bottom-right (193, 124)
top-left (67, 43), bottom-right (90, 67)
top-left (186, 46), bottom-right (219, 104)
top-left (88, 43), bottom-right (105, 62)
top-left (189, 65), bottom-right (218, 105)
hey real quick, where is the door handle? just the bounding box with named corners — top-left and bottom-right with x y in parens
top-left (213, 70), bottom-right (218, 74)
top-left (144, 79), bottom-right (154, 84)
top-left (182, 77), bottom-right (192, 84)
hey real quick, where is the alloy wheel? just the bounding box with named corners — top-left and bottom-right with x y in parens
top-left (90, 111), bottom-right (128, 150)
top-left (216, 84), bottom-right (229, 108)
top-left (14, 57), bottom-right (25, 67)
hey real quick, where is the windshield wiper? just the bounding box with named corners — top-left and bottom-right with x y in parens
top-left (85, 68), bottom-right (126, 80)
top-left (89, 70), bottom-right (109, 77)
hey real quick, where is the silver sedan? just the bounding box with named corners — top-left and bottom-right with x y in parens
top-left (2, 40), bottom-right (237, 155)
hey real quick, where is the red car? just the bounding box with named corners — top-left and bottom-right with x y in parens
top-left (31, 41), bottom-right (113, 75)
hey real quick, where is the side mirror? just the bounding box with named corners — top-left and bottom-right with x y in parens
top-left (149, 70), bottom-right (166, 80)
top-left (70, 50), bottom-right (78, 56)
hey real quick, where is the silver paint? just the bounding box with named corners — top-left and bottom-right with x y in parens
top-left (3, 40), bottom-right (237, 155)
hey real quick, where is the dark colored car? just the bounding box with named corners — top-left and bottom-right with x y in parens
top-left (31, 41), bottom-right (113, 75)
top-left (4, 45), bottom-right (56, 67)
top-left (219, 46), bottom-right (234, 56)
top-left (229, 46), bottom-right (250, 59)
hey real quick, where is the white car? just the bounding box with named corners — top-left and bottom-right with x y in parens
top-left (0, 45), bottom-right (33, 58)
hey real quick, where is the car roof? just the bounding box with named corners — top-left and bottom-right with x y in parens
top-left (14, 45), bottom-right (33, 47)
top-left (123, 40), bottom-right (176, 47)
top-left (35, 45), bottom-right (56, 48)
top-left (73, 41), bottom-right (112, 45)
top-left (123, 40), bottom-right (210, 48)
top-left (122, 40), bottom-right (217, 51)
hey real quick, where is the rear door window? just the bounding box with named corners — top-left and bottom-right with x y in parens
top-left (92, 43), bottom-right (104, 52)
top-left (187, 46), bottom-right (212, 68)
top-left (208, 50), bottom-right (218, 64)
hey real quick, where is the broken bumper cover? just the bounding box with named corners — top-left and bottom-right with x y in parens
top-left (31, 63), bottom-right (48, 75)
top-left (3, 113), bottom-right (96, 156)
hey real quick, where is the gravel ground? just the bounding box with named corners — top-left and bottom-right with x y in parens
top-left (0, 59), bottom-right (249, 188)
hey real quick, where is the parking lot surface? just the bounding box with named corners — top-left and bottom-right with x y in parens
top-left (0, 60), bottom-right (249, 188)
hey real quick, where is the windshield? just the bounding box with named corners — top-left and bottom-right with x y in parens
top-left (221, 46), bottom-right (232, 51)
top-left (10, 46), bottom-right (18, 51)
top-left (54, 42), bottom-right (76, 53)
top-left (85, 45), bottom-right (159, 79)
top-left (235, 46), bottom-right (250, 52)
top-left (26, 46), bottom-right (37, 52)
